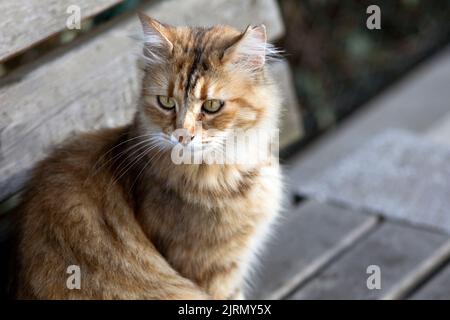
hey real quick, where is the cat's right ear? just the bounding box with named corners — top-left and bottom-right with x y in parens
top-left (138, 13), bottom-right (174, 62)
top-left (222, 25), bottom-right (268, 72)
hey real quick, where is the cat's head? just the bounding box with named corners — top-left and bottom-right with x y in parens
top-left (134, 13), bottom-right (281, 163)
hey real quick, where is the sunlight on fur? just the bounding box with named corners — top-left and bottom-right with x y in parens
top-left (16, 13), bottom-right (284, 300)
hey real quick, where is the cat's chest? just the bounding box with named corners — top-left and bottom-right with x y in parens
top-left (136, 164), bottom-right (281, 261)
top-left (138, 189), bottom-right (260, 244)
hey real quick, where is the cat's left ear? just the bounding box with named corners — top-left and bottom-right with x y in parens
top-left (222, 25), bottom-right (267, 71)
top-left (138, 12), bottom-right (174, 60)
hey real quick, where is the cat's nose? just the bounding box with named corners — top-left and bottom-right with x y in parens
top-left (178, 135), bottom-right (195, 145)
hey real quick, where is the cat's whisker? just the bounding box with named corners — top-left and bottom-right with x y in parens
top-left (85, 136), bottom-right (159, 185)
top-left (128, 143), bottom-right (167, 193)
top-left (108, 142), bottom-right (162, 191)
top-left (109, 133), bottom-right (169, 183)
top-left (98, 136), bottom-right (155, 166)
top-left (108, 140), bottom-right (158, 184)
top-left (87, 132), bottom-right (163, 176)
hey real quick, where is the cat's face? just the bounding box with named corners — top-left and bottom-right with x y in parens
top-left (136, 14), bottom-right (280, 158)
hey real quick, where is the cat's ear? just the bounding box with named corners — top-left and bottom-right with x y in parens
top-left (222, 25), bottom-right (268, 71)
top-left (138, 12), bottom-right (174, 63)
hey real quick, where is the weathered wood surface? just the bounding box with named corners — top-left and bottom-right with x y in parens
top-left (0, 0), bottom-right (123, 62)
top-left (0, 0), bottom-right (291, 200)
top-left (298, 130), bottom-right (450, 235)
top-left (288, 222), bottom-right (448, 300)
top-left (270, 61), bottom-right (303, 149)
top-left (288, 45), bottom-right (450, 189)
top-left (410, 260), bottom-right (450, 299)
top-left (254, 45), bottom-right (450, 299)
top-left (384, 240), bottom-right (450, 300)
top-left (426, 112), bottom-right (450, 145)
top-left (267, 44), bottom-right (450, 300)
top-left (248, 200), bottom-right (378, 299)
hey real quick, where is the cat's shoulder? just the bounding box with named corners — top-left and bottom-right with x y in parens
top-left (24, 125), bottom-right (130, 196)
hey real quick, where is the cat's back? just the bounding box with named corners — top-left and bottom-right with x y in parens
top-left (16, 126), bottom-right (133, 298)
top-left (20, 125), bottom-right (130, 215)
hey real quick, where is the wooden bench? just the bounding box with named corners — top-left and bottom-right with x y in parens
top-left (0, 0), bottom-right (303, 298)
top-left (255, 45), bottom-right (450, 300)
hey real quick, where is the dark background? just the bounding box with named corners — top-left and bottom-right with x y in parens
top-left (278, 0), bottom-right (450, 141)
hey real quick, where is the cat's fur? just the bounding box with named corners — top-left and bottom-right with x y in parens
top-left (15, 14), bottom-right (283, 299)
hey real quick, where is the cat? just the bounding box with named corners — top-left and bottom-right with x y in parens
top-left (15, 13), bottom-right (283, 299)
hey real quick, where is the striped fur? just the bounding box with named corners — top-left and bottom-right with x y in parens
top-left (15, 14), bottom-right (283, 299)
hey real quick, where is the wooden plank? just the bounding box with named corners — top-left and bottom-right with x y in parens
top-left (410, 260), bottom-right (450, 299)
top-left (383, 240), bottom-right (450, 299)
top-left (248, 200), bottom-right (378, 299)
top-left (0, 0), bottom-right (285, 201)
top-left (288, 45), bottom-right (450, 189)
top-left (270, 61), bottom-right (304, 149)
top-left (289, 222), bottom-right (448, 300)
top-left (426, 112), bottom-right (450, 146)
top-left (298, 130), bottom-right (450, 235)
top-left (0, 0), bottom-right (123, 62)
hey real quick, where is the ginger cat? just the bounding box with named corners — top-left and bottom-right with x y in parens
top-left (16, 13), bottom-right (283, 299)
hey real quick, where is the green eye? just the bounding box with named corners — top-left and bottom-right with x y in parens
top-left (202, 99), bottom-right (224, 113)
top-left (157, 95), bottom-right (176, 110)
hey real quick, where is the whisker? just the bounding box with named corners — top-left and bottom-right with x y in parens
top-left (109, 133), bottom-right (170, 185)
top-left (107, 143), bottom-right (160, 191)
top-left (110, 142), bottom-right (159, 183)
top-left (127, 143), bottom-right (167, 193)
top-left (85, 139), bottom-right (155, 187)
top-left (85, 132), bottom-right (164, 184)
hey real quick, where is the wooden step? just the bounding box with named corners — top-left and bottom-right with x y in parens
top-left (288, 222), bottom-right (449, 299)
top-left (410, 259), bottom-right (450, 300)
top-left (248, 200), bottom-right (378, 299)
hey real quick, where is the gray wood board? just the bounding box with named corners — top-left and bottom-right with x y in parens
top-left (298, 130), bottom-right (450, 235)
top-left (289, 222), bottom-right (448, 300)
top-left (0, 0), bottom-right (285, 200)
top-left (410, 262), bottom-right (450, 300)
top-left (271, 61), bottom-right (304, 148)
top-left (426, 112), bottom-right (450, 146)
top-left (0, 0), bottom-right (123, 62)
top-left (248, 200), bottom-right (377, 299)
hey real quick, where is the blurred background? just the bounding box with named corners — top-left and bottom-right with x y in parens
top-left (280, 0), bottom-right (450, 142)
top-left (1, 0), bottom-right (450, 299)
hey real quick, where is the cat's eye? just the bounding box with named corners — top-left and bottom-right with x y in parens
top-left (202, 99), bottom-right (224, 113)
top-left (157, 95), bottom-right (176, 110)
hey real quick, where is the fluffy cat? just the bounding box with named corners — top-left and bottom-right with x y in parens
top-left (15, 13), bottom-right (283, 299)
